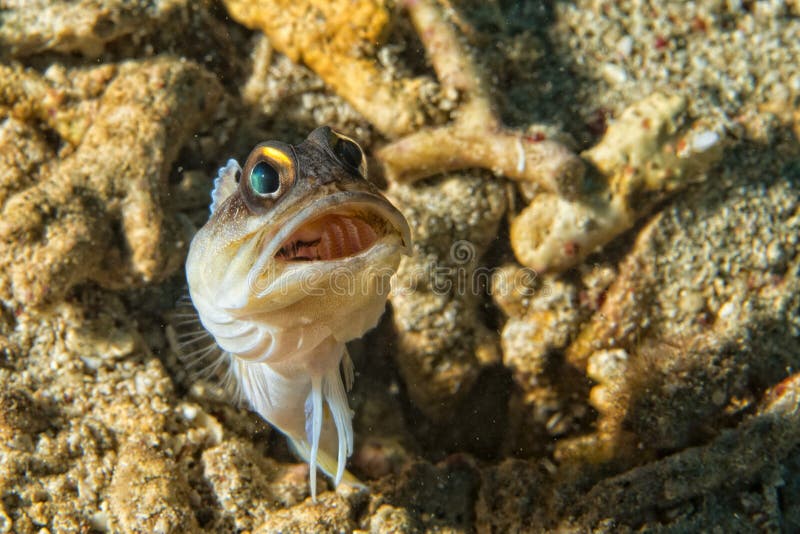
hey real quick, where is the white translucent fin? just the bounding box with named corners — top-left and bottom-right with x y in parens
top-left (210, 159), bottom-right (240, 214)
top-left (305, 375), bottom-right (324, 501)
top-left (342, 349), bottom-right (355, 392)
top-left (168, 293), bottom-right (242, 403)
top-left (300, 365), bottom-right (357, 501)
top-left (324, 366), bottom-right (354, 487)
top-left (288, 434), bottom-right (364, 493)
top-left (228, 357), bottom-right (274, 410)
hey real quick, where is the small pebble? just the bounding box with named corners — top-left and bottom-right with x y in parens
top-left (718, 301), bottom-right (737, 320)
top-left (601, 63), bottom-right (628, 85)
top-left (691, 130), bottom-right (720, 152)
top-left (616, 35), bottom-right (634, 58)
top-left (587, 349), bottom-right (629, 383)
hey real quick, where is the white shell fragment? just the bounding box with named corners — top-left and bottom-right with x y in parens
top-left (690, 130), bottom-right (721, 153)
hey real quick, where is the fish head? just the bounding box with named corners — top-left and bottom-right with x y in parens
top-left (187, 126), bottom-right (411, 345)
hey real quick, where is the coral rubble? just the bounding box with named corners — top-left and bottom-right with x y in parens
top-left (388, 173), bottom-right (506, 420)
top-left (0, 59), bottom-right (222, 306)
top-left (512, 93), bottom-right (724, 272)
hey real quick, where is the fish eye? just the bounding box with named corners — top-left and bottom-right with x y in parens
top-left (250, 161), bottom-right (281, 195)
top-left (332, 137), bottom-right (363, 170)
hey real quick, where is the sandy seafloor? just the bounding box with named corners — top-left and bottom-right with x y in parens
top-left (1, 1), bottom-right (799, 532)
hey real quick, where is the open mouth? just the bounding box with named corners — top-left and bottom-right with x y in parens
top-left (275, 212), bottom-right (385, 262)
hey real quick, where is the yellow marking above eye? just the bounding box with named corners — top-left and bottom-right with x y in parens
top-left (260, 146), bottom-right (293, 167)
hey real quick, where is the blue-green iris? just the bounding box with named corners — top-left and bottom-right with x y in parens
top-left (250, 161), bottom-right (280, 195)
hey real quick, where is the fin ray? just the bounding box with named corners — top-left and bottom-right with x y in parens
top-left (324, 367), bottom-right (354, 487)
top-left (210, 159), bottom-right (240, 214)
top-left (168, 293), bottom-right (243, 404)
top-left (305, 376), bottom-right (324, 500)
top-left (342, 348), bottom-right (355, 392)
top-left (289, 435), bottom-right (363, 489)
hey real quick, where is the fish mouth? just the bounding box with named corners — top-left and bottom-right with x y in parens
top-left (265, 192), bottom-right (412, 264)
top-left (276, 211), bottom-right (388, 262)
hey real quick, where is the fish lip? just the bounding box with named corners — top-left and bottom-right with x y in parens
top-left (252, 190), bottom-right (412, 272)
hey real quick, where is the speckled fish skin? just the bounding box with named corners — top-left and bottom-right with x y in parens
top-left (185, 126), bottom-right (411, 499)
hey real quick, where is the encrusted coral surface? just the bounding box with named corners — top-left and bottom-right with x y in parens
top-left (0, 58), bottom-right (223, 306)
top-left (511, 93), bottom-right (724, 272)
top-left (0, 0), bottom-right (185, 58)
top-left (1, 0), bottom-right (799, 532)
top-left (224, 0), bottom-right (430, 139)
top-left (388, 174), bottom-right (506, 421)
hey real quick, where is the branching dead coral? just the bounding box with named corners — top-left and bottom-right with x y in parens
top-left (224, 0), bottom-right (430, 138)
top-left (224, 0), bottom-right (586, 198)
top-left (383, 3), bottom-right (723, 274)
top-left (377, 0), bottom-right (586, 198)
top-left (512, 94), bottom-right (725, 272)
top-left (0, 0), bottom-right (186, 58)
top-left (0, 58), bottom-right (222, 306)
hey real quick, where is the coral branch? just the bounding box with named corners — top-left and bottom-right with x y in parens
top-left (378, 0), bottom-right (585, 198)
top-left (224, 0), bottom-right (428, 138)
top-left (0, 59), bottom-right (222, 306)
top-left (403, 0), bottom-right (490, 115)
top-left (511, 94), bottom-right (724, 272)
top-left (378, 124), bottom-right (583, 195)
top-left (225, 0), bottom-right (585, 199)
